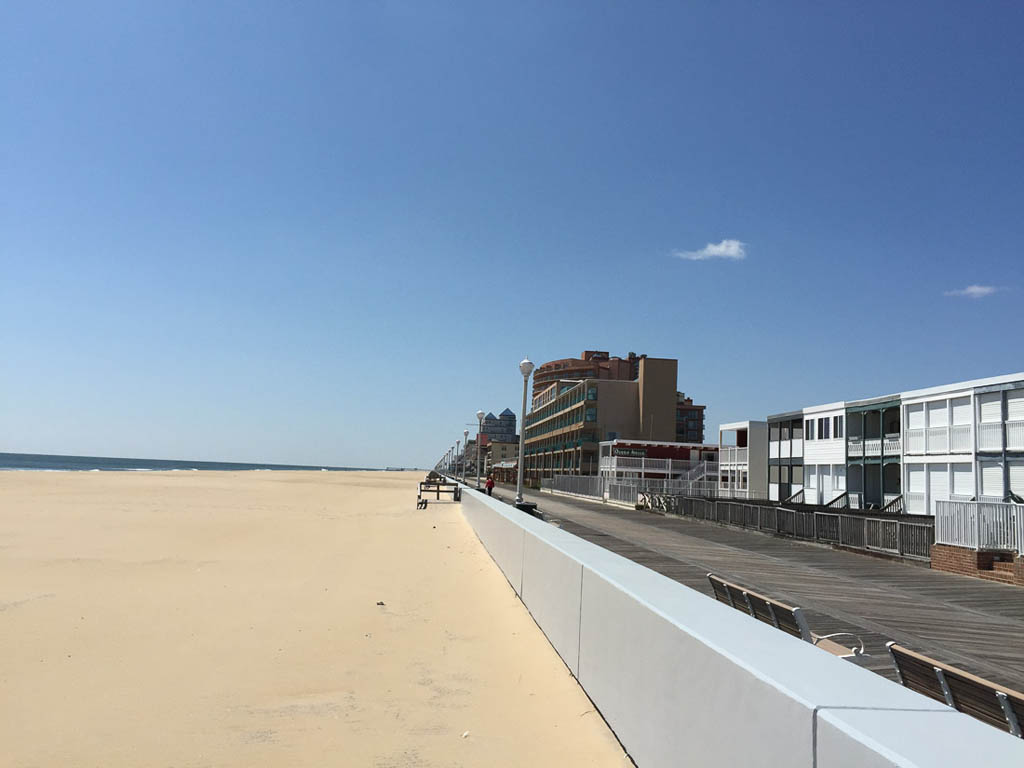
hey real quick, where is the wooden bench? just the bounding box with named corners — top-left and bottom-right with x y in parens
top-left (887, 642), bottom-right (1023, 738)
top-left (417, 474), bottom-right (462, 504)
top-left (707, 573), bottom-right (864, 659)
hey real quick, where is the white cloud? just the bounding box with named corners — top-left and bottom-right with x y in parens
top-left (943, 284), bottom-right (999, 299)
top-left (674, 239), bottom-right (747, 261)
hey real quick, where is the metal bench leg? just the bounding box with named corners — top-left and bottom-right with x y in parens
top-left (996, 691), bottom-right (1022, 738)
top-left (886, 642), bottom-right (904, 686)
top-left (740, 591), bottom-right (756, 618)
top-left (792, 607), bottom-right (813, 644)
top-left (933, 667), bottom-right (955, 708)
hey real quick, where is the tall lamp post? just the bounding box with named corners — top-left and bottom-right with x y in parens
top-left (455, 440), bottom-right (460, 481)
top-left (475, 410), bottom-right (485, 488)
top-left (462, 429), bottom-right (469, 483)
top-left (516, 357), bottom-right (534, 505)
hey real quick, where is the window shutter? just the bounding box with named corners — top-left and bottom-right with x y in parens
top-left (907, 404), bottom-right (925, 430)
top-left (927, 400), bottom-right (948, 427)
top-left (1007, 390), bottom-right (1024, 421)
top-left (951, 397), bottom-right (971, 426)
top-left (979, 393), bottom-right (1002, 423)
top-left (980, 462), bottom-right (1003, 497)
top-left (1009, 462), bottom-right (1024, 495)
top-left (952, 464), bottom-right (973, 496)
top-left (907, 464), bottom-right (925, 493)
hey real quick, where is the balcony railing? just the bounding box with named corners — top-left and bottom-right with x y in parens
top-left (925, 426), bottom-right (948, 454)
top-left (1008, 420), bottom-right (1024, 451)
top-left (905, 429), bottom-right (925, 454)
top-left (791, 438), bottom-right (803, 457)
top-left (883, 435), bottom-right (901, 455)
top-left (864, 438), bottom-right (881, 456)
top-left (848, 439), bottom-right (863, 457)
top-left (950, 424), bottom-right (972, 452)
top-left (719, 447), bottom-right (748, 465)
top-left (905, 491), bottom-right (926, 514)
top-left (977, 422), bottom-right (1003, 451)
top-left (905, 426), bottom-right (972, 455)
top-left (935, 500), bottom-right (1024, 552)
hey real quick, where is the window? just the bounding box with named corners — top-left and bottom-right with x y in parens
top-left (792, 420), bottom-right (803, 439)
top-left (818, 417), bottom-right (830, 440)
top-left (770, 425), bottom-right (780, 442)
top-left (780, 466), bottom-right (790, 483)
top-left (769, 465), bottom-right (780, 483)
top-left (781, 424), bottom-right (791, 441)
top-left (805, 419), bottom-right (814, 440)
top-left (833, 415), bottom-right (843, 438)
top-left (792, 466), bottom-right (804, 484)
top-left (586, 387), bottom-right (598, 401)
top-left (585, 407), bottom-right (597, 422)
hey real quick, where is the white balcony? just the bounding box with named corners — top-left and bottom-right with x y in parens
top-left (864, 438), bottom-right (881, 457)
top-left (1007, 420), bottom-right (1024, 451)
top-left (719, 447), bottom-right (748, 465)
top-left (905, 491), bottom-right (925, 514)
top-left (905, 429), bottom-right (925, 454)
top-left (791, 438), bottom-right (803, 458)
top-left (848, 439), bottom-right (863, 458)
top-left (769, 442), bottom-right (779, 459)
top-left (883, 436), bottom-right (901, 455)
top-left (925, 426), bottom-right (948, 454)
top-left (780, 441), bottom-right (790, 459)
top-left (883, 493), bottom-right (900, 507)
top-left (977, 422), bottom-right (1003, 451)
top-left (949, 424), bottom-right (972, 453)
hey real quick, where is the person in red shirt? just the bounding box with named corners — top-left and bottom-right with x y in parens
top-left (485, 475), bottom-right (495, 496)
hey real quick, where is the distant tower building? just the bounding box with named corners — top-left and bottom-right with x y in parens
top-left (482, 408), bottom-right (518, 443)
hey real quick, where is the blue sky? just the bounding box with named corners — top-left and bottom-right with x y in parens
top-left (2, 1), bottom-right (1022, 468)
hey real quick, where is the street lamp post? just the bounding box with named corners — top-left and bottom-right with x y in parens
top-left (475, 410), bottom-right (485, 489)
top-left (516, 357), bottom-right (534, 505)
top-left (455, 440), bottom-right (460, 482)
top-left (462, 429), bottom-right (469, 483)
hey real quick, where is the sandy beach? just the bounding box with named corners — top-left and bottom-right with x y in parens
top-left (0, 470), bottom-right (626, 767)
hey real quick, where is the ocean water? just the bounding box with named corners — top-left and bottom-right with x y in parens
top-left (0, 452), bottom-right (373, 472)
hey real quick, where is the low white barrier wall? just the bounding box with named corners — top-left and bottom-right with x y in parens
top-left (460, 487), bottom-right (1023, 767)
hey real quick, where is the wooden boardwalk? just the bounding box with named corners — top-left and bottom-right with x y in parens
top-left (491, 487), bottom-right (1024, 689)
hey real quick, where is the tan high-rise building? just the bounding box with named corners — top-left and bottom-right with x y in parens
top-left (523, 355), bottom-right (683, 480)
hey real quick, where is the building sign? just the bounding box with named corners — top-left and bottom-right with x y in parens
top-left (612, 447), bottom-right (647, 458)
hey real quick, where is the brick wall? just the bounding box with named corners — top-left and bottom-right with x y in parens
top-left (931, 543), bottom-right (1024, 586)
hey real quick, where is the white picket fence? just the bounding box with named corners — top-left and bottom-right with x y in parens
top-left (935, 500), bottom-right (1024, 552)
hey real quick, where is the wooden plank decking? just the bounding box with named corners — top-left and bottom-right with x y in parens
top-left (491, 487), bottom-right (1024, 690)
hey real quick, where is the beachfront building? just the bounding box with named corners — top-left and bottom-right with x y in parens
top-left (802, 402), bottom-right (847, 506)
top-left (676, 392), bottom-right (706, 443)
top-left (597, 439), bottom-right (718, 483)
top-left (900, 373), bottom-right (1024, 514)
top-left (531, 350), bottom-right (642, 399)
top-left (846, 394), bottom-right (902, 509)
top-left (522, 356), bottom-right (678, 481)
top-left (718, 420), bottom-right (768, 500)
top-left (767, 411), bottom-right (804, 502)
top-left (485, 438), bottom-right (519, 473)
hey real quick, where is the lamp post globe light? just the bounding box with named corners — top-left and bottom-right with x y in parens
top-left (475, 410), bottom-right (485, 489)
top-left (515, 357), bottom-right (534, 505)
top-left (463, 429), bottom-right (469, 483)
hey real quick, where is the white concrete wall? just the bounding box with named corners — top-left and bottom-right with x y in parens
top-left (459, 487), bottom-right (1024, 767)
